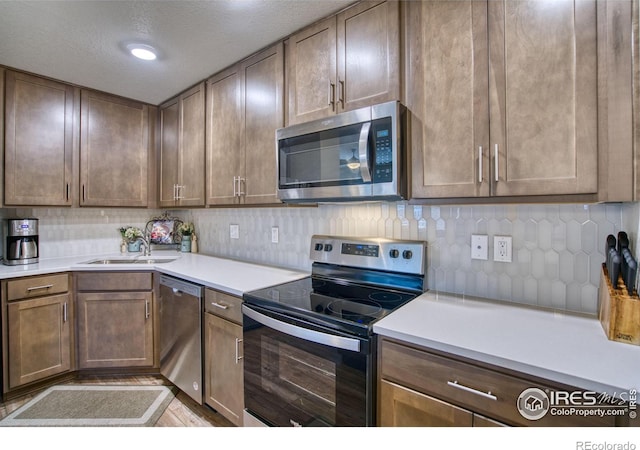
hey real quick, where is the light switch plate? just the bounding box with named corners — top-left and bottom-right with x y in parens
top-left (230, 224), bottom-right (239, 239)
top-left (271, 226), bottom-right (279, 244)
top-left (471, 235), bottom-right (488, 260)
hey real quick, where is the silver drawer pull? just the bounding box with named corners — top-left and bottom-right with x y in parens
top-left (27, 284), bottom-right (54, 292)
top-left (211, 301), bottom-right (229, 310)
top-left (447, 380), bottom-right (497, 401)
top-left (235, 338), bottom-right (243, 363)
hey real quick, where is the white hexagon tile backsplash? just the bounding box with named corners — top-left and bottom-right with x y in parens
top-left (8, 201), bottom-right (638, 316)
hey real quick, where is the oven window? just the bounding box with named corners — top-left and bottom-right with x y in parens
top-left (244, 319), bottom-right (368, 427)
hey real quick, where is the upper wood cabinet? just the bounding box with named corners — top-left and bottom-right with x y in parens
top-left (408, 0), bottom-right (598, 199)
top-left (286, 1), bottom-right (400, 125)
top-left (80, 89), bottom-right (150, 207)
top-left (206, 42), bottom-right (283, 205)
top-left (4, 71), bottom-right (75, 206)
top-left (159, 82), bottom-right (205, 207)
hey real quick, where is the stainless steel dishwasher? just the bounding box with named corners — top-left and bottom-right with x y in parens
top-left (159, 274), bottom-right (203, 404)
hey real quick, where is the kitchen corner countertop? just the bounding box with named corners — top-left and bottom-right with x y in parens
top-left (373, 291), bottom-right (640, 397)
top-left (0, 252), bottom-right (308, 297)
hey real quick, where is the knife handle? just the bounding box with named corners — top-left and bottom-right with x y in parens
top-left (622, 248), bottom-right (637, 295)
top-left (617, 231), bottom-right (629, 255)
top-left (609, 248), bottom-right (621, 289)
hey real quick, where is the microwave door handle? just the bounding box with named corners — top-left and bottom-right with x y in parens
top-left (242, 305), bottom-right (361, 352)
top-left (358, 122), bottom-right (372, 182)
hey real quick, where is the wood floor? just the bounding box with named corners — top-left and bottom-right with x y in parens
top-left (0, 374), bottom-right (235, 427)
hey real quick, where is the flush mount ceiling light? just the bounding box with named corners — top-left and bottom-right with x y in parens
top-left (126, 43), bottom-right (157, 61)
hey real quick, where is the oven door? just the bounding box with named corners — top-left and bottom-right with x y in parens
top-left (242, 304), bottom-right (374, 427)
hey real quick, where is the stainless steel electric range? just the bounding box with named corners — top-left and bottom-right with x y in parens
top-left (242, 235), bottom-right (427, 427)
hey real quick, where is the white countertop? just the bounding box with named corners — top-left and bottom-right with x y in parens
top-left (373, 291), bottom-right (640, 397)
top-left (0, 252), bottom-right (308, 297)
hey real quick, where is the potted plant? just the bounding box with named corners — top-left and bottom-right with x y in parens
top-left (119, 226), bottom-right (143, 252)
top-left (178, 222), bottom-right (195, 252)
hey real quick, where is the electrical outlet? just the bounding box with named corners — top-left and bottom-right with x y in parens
top-left (271, 226), bottom-right (279, 244)
top-left (494, 235), bottom-right (512, 262)
top-left (230, 224), bottom-right (239, 239)
top-left (471, 235), bottom-right (488, 260)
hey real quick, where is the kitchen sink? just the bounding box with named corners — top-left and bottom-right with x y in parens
top-left (84, 256), bottom-right (178, 265)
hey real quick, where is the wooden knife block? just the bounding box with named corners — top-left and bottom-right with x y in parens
top-left (599, 263), bottom-right (640, 346)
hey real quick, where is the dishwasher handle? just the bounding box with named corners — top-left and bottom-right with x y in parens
top-left (159, 275), bottom-right (203, 298)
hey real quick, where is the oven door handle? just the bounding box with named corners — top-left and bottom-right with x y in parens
top-left (242, 305), bottom-right (361, 352)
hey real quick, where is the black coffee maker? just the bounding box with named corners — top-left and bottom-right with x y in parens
top-left (3, 218), bottom-right (39, 265)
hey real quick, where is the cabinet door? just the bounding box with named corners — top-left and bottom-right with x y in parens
top-left (77, 292), bottom-right (154, 368)
top-left (286, 16), bottom-right (337, 125)
top-left (206, 66), bottom-right (243, 205)
top-left (178, 82), bottom-right (206, 206)
top-left (159, 96), bottom-right (180, 207)
top-left (4, 71), bottom-right (75, 206)
top-left (407, 1), bottom-right (490, 199)
top-left (242, 43), bottom-right (283, 205)
top-left (337, 1), bottom-right (400, 113)
top-left (7, 294), bottom-right (72, 388)
top-left (204, 313), bottom-right (244, 426)
top-left (379, 380), bottom-right (473, 427)
top-left (489, 0), bottom-right (598, 196)
top-left (80, 90), bottom-right (149, 206)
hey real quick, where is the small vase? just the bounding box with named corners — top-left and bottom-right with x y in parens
top-left (191, 233), bottom-right (198, 254)
top-left (128, 240), bottom-right (141, 252)
top-left (180, 235), bottom-right (192, 253)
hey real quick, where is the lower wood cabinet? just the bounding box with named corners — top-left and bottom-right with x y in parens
top-left (2, 273), bottom-right (73, 393)
top-left (204, 288), bottom-right (244, 426)
top-left (7, 293), bottom-right (72, 389)
top-left (75, 272), bottom-right (155, 369)
top-left (378, 337), bottom-right (622, 427)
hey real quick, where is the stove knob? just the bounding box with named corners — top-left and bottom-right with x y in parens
top-left (324, 244), bottom-right (333, 252)
top-left (403, 250), bottom-right (413, 260)
top-left (314, 243), bottom-right (324, 251)
top-left (389, 249), bottom-right (399, 258)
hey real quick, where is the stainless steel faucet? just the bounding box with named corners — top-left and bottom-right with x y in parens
top-left (135, 234), bottom-right (151, 256)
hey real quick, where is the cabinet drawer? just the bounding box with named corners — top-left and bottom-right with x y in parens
top-left (76, 272), bottom-right (153, 291)
top-left (6, 273), bottom-right (69, 301)
top-left (205, 288), bottom-right (242, 324)
top-left (380, 339), bottom-right (615, 427)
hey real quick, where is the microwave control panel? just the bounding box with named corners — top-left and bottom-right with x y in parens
top-left (372, 117), bottom-right (393, 182)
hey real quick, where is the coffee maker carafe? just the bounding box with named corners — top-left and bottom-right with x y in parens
top-left (3, 219), bottom-right (39, 265)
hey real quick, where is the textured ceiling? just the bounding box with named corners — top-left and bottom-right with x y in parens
top-left (0, 0), bottom-right (355, 105)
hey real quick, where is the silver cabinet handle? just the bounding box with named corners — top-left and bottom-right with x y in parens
top-left (494, 144), bottom-right (499, 182)
top-left (235, 338), bottom-right (243, 363)
top-left (478, 146), bottom-right (483, 183)
top-left (63, 302), bottom-right (67, 323)
top-left (27, 284), bottom-right (53, 292)
top-left (338, 79), bottom-right (345, 108)
top-left (145, 300), bottom-right (150, 319)
top-left (232, 176), bottom-right (237, 197)
top-left (237, 177), bottom-right (245, 196)
top-left (173, 184), bottom-right (177, 200)
top-left (328, 81), bottom-right (335, 109)
top-left (176, 184), bottom-right (184, 200)
top-left (210, 301), bottom-right (228, 310)
top-left (447, 380), bottom-right (497, 401)
top-left (358, 122), bottom-right (372, 183)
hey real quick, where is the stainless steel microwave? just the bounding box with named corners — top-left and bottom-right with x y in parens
top-left (276, 101), bottom-right (406, 203)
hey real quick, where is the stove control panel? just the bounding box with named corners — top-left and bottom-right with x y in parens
top-left (309, 235), bottom-right (426, 275)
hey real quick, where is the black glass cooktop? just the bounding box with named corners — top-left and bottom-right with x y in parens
top-left (243, 275), bottom-right (418, 337)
